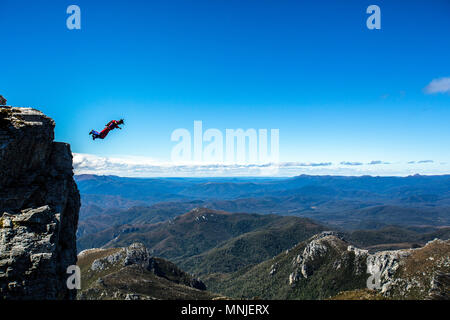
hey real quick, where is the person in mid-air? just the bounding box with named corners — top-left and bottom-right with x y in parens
top-left (89, 119), bottom-right (124, 140)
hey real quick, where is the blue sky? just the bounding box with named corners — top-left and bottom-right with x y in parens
top-left (1, 0), bottom-right (450, 176)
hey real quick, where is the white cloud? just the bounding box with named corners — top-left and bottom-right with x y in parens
top-left (417, 160), bottom-right (434, 164)
top-left (424, 77), bottom-right (450, 94)
top-left (368, 160), bottom-right (391, 165)
top-left (340, 161), bottom-right (363, 166)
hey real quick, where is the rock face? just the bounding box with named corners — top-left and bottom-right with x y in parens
top-left (0, 107), bottom-right (80, 299)
top-left (287, 232), bottom-right (366, 287)
top-left (297, 231), bottom-right (346, 279)
top-left (365, 247), bottom-right (412, 293)
top-left (369, 239), bottom-right (450, 300)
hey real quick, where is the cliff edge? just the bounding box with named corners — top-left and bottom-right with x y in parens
top-left (0, 106), bottom-right (80, 299)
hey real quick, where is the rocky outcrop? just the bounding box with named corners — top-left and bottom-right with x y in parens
top-left (289, 231), bottom-right (349, 283)
top-left (82, 243), bottom-right (206, 291)
top-left (77, 243), bottom-right (210, 300)
top-left (87, 243), bottom-right (152, 272)
top-left (428, 271), bottom-right (450, 300)
top-left (124, 243), bottom-right (151, 267)
top-left (0, 106), bottom-right (80, 299)
top-left (365, 247), bottom-right (411, 293)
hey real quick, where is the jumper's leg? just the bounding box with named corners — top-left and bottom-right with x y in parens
top-left (89, 130), bottom-right (100, 140)
top-left (99, 128), bottom-right (110, 139)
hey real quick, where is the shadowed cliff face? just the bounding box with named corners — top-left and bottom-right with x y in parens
top-left (0, 106), bottom-right (80, 300)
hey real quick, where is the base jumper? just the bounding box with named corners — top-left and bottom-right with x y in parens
top-left (89, 119), bottom-right (124, 140)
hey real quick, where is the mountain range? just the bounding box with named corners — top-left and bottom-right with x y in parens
top-left (76, 174), bottom-right (450, 231)
top-left (76, 174), bottom-right (450, 251)
top-left (74, 174), bottom-right (450, 300)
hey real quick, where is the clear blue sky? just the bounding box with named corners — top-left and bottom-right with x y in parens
top-left (1, 0), bottom-right (450, 176)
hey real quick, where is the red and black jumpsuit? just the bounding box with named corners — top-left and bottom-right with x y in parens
top-left (91, 120), bottom-right (121, 139)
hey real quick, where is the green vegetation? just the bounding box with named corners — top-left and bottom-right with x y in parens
top-left (178, 217), bottom-right (324, 275)
top-left (347, 226), bottom-right (450, 249)
top-left (329, 289), bottom-right (385, 300)
top-left (102, 209), bottom-right (308, 261)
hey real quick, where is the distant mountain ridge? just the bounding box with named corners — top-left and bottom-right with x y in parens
top-left (76, 174), bottom-right (450, 202)
top-left (76, 174), bottom-right (450, 250)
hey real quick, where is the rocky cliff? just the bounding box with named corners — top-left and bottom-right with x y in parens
top-left (0, 106), bottom-right (80, 299)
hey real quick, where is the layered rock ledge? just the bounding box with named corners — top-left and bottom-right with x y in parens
top-left (0, 106), bottom-right (80, 299)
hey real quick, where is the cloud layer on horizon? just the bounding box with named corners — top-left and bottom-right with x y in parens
top-left (72, 153), bottom-right (448, 177)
